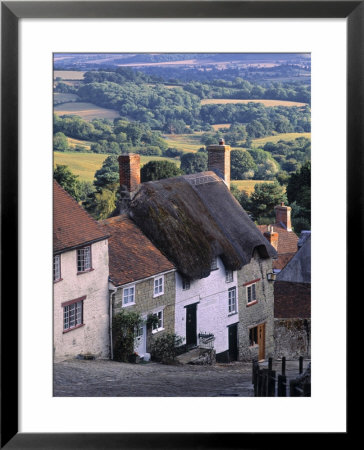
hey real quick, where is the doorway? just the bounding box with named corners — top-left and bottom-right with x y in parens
top-left (186, 303), bottom-right (197, 349)
top-left (228, 323), bottom-right (238, 361)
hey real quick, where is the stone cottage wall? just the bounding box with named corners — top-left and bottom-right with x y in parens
top-left (113, 270), bottom-right (176, 349)
top-left (274, 318), bottom-right (311, 359)
top-left (53, 239), bottom-right (110, 362)
top-left (237, 251), bottom-right (275, 361)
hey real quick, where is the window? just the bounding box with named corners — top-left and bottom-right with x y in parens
top-left (228, 287), bottom-right (237, 314)
top-left (135, 323), bottom-right (144, 338)
top-left (182, 277), bottom-right (190, 290)
top-left (225, 269), bottom-right (233, 283)
top-left (247, 283), bottom-right (257, 304)
top-left (123, 286), bottom-right (135, 306)
top-left (249, 326), bottom-right (258, 346)
top-left (152, 310), bottom-right (164, 332)
top-left (53, 255), bottom-right (61, 282)
top-left (210, 257), bottom-right (218, 270)
top-left (77, 246), bottom-right (92, 273)
top-left (154, 276), bottom-right (164, 297)
top-left (63, 299), bottom-right (84, 332)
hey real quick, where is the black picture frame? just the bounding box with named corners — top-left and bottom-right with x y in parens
top-left (1, 1), bottom-right (357, 448)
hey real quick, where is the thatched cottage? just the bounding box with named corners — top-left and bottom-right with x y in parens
top-left (53, 180), bottom-right (110, 361)
top-left (116, 140), bottom-right (278, 362)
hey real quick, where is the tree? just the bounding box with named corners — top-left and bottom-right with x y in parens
top-left (286, 161), bottom-right (311, 230)
top-left (180, 152), bottom-right (208, 175)
top-left (94, 155), bottom-right (120, 191)
top-left (53, 165), bottom-right (81, 201)
top-left (230, 150), bottom-right (256, 180)
top-left (250, 181), bottom-right (287, 221)
top-left (141, 160), bottom-right (183, 182)
top-left (53, 132), bottom-right (69, 152)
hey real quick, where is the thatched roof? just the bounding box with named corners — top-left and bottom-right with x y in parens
top-left (129, 171), bottom-right (277, 280)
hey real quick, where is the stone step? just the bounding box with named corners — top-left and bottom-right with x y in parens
top-left (175, 347), bottom-right (201, 365)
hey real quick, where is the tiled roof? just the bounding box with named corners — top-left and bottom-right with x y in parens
top-left (274, 281), bottom-right (311, 318)
top-left (101, 215), bottom-right (175, 286)
top-left (53, 180), bottom-right (109, 253)
top-left (257, 223), bottom-right (299, 270)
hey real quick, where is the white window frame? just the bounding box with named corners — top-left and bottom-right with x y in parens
top-left (225, 269), bottom-right (233, 283)
top-left (122, 285), bottom-right (136, 306)
top-left (77, 245), bottom-right (92, 273)
top-left (153, 275), bottom-right (164, 297)
top-left (228, 287), bottom-right (237, 314)
top-left (210, 257), bottom-right (218, 270)
top-left (247, 283), bottom-right (257, 304)
top-left (182, 277), bottom-right (190, 290)
top-left (53, 254), bottom-right (61, 282)
top-left (152, 310), bottom-right (164, 333)
top-left (63, 300), bottom-right (83, 331)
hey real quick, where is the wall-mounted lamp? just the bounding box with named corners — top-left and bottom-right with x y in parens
top-left (267, 272), bottom-right (276, 281)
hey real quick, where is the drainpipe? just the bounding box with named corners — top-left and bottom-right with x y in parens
top-left (109, 284), bottom-right (117, 360)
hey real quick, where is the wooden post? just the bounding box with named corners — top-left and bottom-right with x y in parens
top-left (299, 356), bottom-right (303, 374)
top-left (282, 357), bottom-right (286, 376)
top-left (278, 375), bottom-right (287, 397)
top-left (257, 369), bottom-right (263, 396)
top-left (290, 379), bottom-right (299, 397)
top-left (268, 370), bottom-right (276, 397)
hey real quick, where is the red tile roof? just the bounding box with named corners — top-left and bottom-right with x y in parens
top-left (257, 223), bottom-right (299, 270)
top-left (274, 281), bottom-right (311, 318)
top-left (101, 215), bottom-right (175, 286)
top-left (53, 180), bottom-right (109, 253)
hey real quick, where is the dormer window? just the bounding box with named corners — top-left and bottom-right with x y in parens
top-left (210, 257), bottom-right (218, 271)
top-left (77, 246), bottom-right (92, 273)
top-left (53, 255), bottom-right (61, 282)
top-left (182, 277), bottom-right (190, 290)
top-left (225, 269), bottom-right (233, 283)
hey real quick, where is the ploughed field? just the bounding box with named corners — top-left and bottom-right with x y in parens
top-left (54, 102), bottom-right (121, 121)
top-left (200, 98), bottom-right (308, 107)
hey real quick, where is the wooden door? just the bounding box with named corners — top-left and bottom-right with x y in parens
top-left (186, 304), bottom-right (197, 348)
top-left (228, 323), bottom-right (238, 362)
top-left (258, 323), bottom-right (265, 361)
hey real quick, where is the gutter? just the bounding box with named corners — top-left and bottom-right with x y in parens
top-left (108, 282), bottom-right (117, 360)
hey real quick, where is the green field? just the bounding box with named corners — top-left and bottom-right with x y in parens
top-left (231, 180), bottom-right (276, 196)
top-left (201, 98), bottom-right (308, 107)
top-left (54, 70), bottom-right (85, 80)
top-left (54, 102), bottom-right (120, 121)
top-left (252, 132), bottom-right (311, 147)
top-left (164, 133), bottom-right (204, 153)
top-left (54, 152), bottom-right (180, 182)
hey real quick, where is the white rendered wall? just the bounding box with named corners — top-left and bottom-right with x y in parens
top-left (175, 257), bottom-right (239, 354)
top-left (53, 239), bottom-right (110, 361)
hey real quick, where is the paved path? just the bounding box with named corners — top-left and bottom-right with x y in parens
top-left (53, 358), bottom-right (310, 397)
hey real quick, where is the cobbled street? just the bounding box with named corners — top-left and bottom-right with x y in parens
top-left (54, 358), bottom-right (310, 397)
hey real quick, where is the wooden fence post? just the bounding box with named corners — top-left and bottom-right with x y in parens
top-left (278, 374), bottom-right (287, 397)
top-left (268, 370), bottom-right (276, 397)
top-left (299, 356), bottom-right (303, 374)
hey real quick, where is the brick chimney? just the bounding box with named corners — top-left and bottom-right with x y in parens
top-left (207, 138), bottom-right (231, 189)
top-left (264, 226), bottom-right (279, 250)
top-left (275, 202), bottom-right (292, 231)
top-left (118, 154), bottom-right (140, 193)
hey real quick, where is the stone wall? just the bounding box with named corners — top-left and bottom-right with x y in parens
top-left (274, 318), bottom-right (311, 359)
top-left (113, 270), bottom-right (176, 350)
top-left (53, 239), bottom-right (110, 362)
top-left (237, 250), bottom-right (275, 361)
